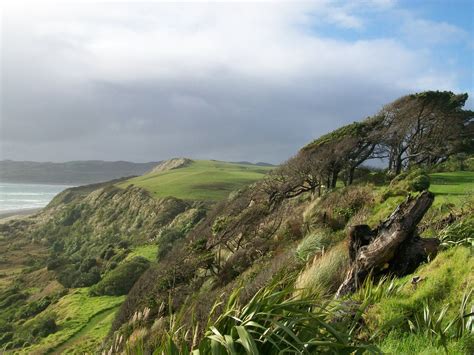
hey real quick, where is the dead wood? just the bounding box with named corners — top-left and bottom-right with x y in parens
top-left (336, 191), bottom-right (438, 298)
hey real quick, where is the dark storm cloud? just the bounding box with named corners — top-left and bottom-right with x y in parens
top-left (1, 1), bottom-right (470, 163)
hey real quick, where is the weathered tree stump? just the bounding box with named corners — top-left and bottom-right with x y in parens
top-left (336, 191), bottom-right (440, 298)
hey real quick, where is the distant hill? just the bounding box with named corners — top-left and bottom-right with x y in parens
top-left (0, 160), bottom-right (160, 185)
top-left (117, 159), bottom-right (273, 200)
top-left (232, 161), bottom-right (275, 167)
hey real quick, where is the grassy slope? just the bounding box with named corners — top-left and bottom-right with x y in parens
top-left (365, 171), bottom-right (474, 227)
top-left (20, 289), bottom-right (124, 354)
top-left (53, 306), bottom-right (120, 354)
top-left (117, 160), bottom-right (272, 201)
top-left (125, 245), bottom-right (158, 262)
top-left (9, 170), bottom-right (472, 354)
top-left (429, 171), bottom-right (474, 205)
top-left (371, 246), bottom-right (473, 354)
top-left (16, 162), bottom-right (268, 353)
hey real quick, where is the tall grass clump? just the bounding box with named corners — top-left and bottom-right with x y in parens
top-left (295, 242), bottom-right (349, 298)
top-left (295, 228), bottom-right (343, 262)
top-left (439, 215), bottom-right (474, 248)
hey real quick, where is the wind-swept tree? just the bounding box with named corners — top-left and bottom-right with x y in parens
top-left (378, 91), bottom-right (473, 174)
top-left (301, 116), bottom-right (383, 187)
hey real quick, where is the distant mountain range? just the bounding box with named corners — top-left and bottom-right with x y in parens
top-left (0, 160), bottom-right (161, 185)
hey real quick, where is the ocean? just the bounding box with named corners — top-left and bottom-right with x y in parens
top-left (0, 182), bottom-right (71, 213)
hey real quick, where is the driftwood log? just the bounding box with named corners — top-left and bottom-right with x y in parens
top-left (336, 191), bottom-right (440, 298)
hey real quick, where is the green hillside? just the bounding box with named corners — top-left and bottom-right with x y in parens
top-left (429, 171), bottom-right (474, 205)
top-left (117, 160), bottom-right (272, 200)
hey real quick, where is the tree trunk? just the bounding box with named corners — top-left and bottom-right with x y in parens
top-left (336, 191), bottom-right (438, 298)
top-left (331, 170), bottom-right (339, 189)
top-left (348, 167), bottom-right (355, 185)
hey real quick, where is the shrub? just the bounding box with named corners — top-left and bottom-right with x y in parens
top-left (75, 266), bottom-right (101, 287)
top-left (17, 297), bottom-right (52, 319)
top-left (281, 217), bottom-right (303, 240)
top-left (57, 265), bottom-right (78, 288)
top-left (31, 315), bottom-right (57, 338)
top-left (408, 173), bottom-right (430, 192)
top-left (308, 186), bottom-right (375, 230)
top-left (157, 228), bottom-right (184, 260)
top-left (89, 257), bottom-right (150, 296)
top-left (46, 255), bottom-right (68, 270)
top-left (79, 257), bottom-right (97, 272)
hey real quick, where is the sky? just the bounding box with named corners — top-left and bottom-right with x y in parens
top-left (1, 0), bottom-right (473, 164)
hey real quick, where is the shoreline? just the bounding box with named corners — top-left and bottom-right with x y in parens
top-left (0, 181), bottom-right (74, 187)
top-left (0, 208), bottom-right (42, 221)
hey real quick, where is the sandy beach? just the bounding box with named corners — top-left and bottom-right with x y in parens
top-left (0, 208), bottom-right (42, 221)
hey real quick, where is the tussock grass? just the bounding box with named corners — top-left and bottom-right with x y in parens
top-left (295, 228), bottom-right (343, 262)
top-left (295, 242), bottom-right (349, 298)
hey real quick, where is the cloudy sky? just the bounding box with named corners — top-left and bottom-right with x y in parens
top-left (1, 0), bottom-right (473, 164)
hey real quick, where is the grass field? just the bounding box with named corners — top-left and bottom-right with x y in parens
top-left (125, 244), bottom-right (157, 262)
top-left (117, 160), bottom-right (273, 201)
top-left (429, 171), bottom-right (474, 205)
top-left (53, 306), bottom-right (120, 354)
top-left (20, 288), bottom-right (125, 354)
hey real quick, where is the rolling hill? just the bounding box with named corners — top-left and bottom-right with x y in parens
top-left (117, 159), bottom-right (273, 200)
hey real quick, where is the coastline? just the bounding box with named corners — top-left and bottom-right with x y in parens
top-left (0, 208), bottom-right (42, 221)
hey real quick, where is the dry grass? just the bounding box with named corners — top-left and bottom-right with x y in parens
top-left (295, 241), bottom-right (349, 298)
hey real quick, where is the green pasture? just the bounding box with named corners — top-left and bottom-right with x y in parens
top-left (117, 160), bottom-right (272, 201)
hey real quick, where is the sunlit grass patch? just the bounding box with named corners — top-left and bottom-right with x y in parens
top-left (125, 244), bottom-right (157, 262)
top-left (19, 288), bottom-right (125, 354)
top-left (429, 171), bottom-right (474, 206)
top-left (365, 246), bottom-right (473, 352)
top-left (117, 160), bottom-right (272, 201)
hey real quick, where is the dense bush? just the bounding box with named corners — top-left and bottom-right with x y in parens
top-left (89, 257), bottom-right (150, 296)
top-left (281, 217), bottom-right (303, 240)
top-left (308, 185), bottom-right (375, 230)
top-left (432, 153), bottom-right (474, 172)
top-left (157, 228), bottom-right (184, 260)
top-left (57, 264), bottom-right (101, 288)
top-left (46, 255), bottom-right (68, 270)
top-left (408, 172), bottom-right (430, 192)
top-left (17, 297), bottom-right (51, 319)
top-left (31, 315), bottom-right (57, 338)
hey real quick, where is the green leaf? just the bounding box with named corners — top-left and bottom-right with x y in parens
top-left (235, 326), bottom-right (259, 354)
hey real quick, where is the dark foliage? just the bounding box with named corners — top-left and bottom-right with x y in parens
top-left (89, 257), bottom-right (150, 296)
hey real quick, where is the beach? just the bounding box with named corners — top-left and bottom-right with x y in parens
top-left (0, 208), bottom-right (42, 221)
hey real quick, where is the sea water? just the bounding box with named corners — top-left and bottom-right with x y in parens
top-left (0, 182), bottom-right (71, 213)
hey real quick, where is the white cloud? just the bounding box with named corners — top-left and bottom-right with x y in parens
top-left (401, 17), bottom-right (469, 45)
top-left (0, 1), bottom-right (468, 162)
